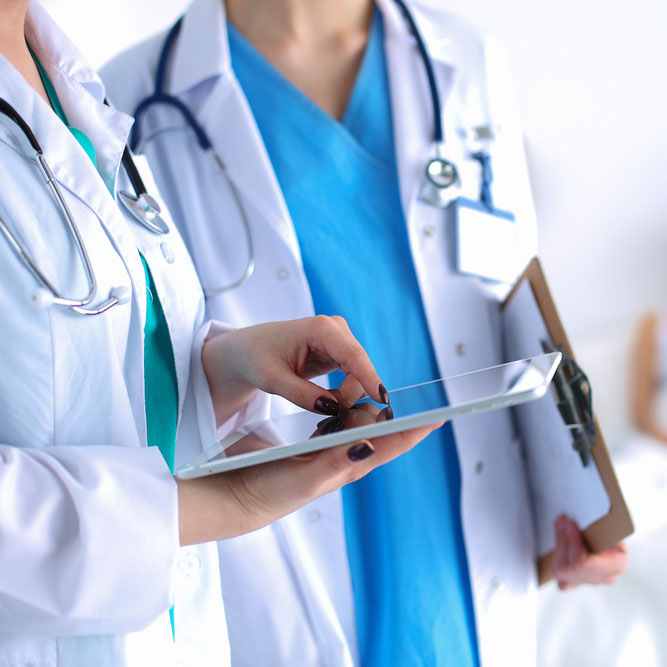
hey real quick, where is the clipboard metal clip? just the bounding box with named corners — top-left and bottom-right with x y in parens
top-left (541, 340), bottom-right (596, 467)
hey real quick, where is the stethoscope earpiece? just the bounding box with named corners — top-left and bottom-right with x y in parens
top-left (31, 287), bottom-right (53, 309)
top-left (111, 285), bottom-right (132, 305)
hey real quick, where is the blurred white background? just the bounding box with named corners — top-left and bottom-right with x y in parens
top-left (38, 0), bottom-right (667, 664)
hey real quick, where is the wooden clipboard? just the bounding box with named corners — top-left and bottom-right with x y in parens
top-left (503, 258), bottom-right (633, 584)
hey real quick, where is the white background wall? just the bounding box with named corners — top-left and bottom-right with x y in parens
top-left (40, 0), bottom-right (667, 448)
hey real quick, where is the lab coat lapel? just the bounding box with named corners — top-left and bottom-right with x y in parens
top-left (170, 0), bottom-right (303, 263)
top-left (376, 0), bottom-right (458, 226)
top-left (197, 80), bottom-right (303, 257)
top-left (20, 2), bottom-right (148, 320)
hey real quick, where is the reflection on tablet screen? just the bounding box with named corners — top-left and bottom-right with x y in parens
top-left (207, 356), bottom-right (544, 463)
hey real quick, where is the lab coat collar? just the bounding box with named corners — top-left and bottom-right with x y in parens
top-left (376, 0), bottom-right (460, 68)
top-left (162, 0), bottom-right (301, 258)
top-left (167, 0), bottom-right (458, 99)
top-left (20, 0), bottom-right (133, 190)
top-left (169, 0), bottom-right (230, 97)
top-left (0, 1), bottom-right (146, 323)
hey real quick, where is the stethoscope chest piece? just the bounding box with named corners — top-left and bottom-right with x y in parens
top-left (117, 190), bottom-right (169, 235)
top-left (419, 156), bottom-right (460, 208)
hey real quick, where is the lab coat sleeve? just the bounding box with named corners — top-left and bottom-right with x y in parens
top-left (190, 320), bottom-right (271, 449)
top-left (0, 443), bottom-right (178, 636)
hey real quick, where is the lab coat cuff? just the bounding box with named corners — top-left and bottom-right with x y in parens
top-left (191, 320), bottom-right (271, 447)
top-left (0, 444), bottom-right (178, 636)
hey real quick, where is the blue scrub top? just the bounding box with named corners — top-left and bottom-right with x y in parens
top-left (229, 11), bottom-right (479, 666)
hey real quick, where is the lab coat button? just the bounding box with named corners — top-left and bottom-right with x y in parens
top-left (178, 553), bottom-right (201, 576)
top-left (276, 267), bottom-right (290, 281)
top-left (423, 225), bottom-right (436, 238)
top-left (307, 510), bottom-right (322, 523)
top-left (160, 242), bottom-right (175, 264)
top-left (491, 577), bottom-right (506, 592)
top-left (455, 343), bottom-right (466, 356)
top-left (475, 461), bottom-right (484, 474)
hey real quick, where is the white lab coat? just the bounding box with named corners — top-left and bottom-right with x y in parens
top-left (102, 0), bottom-right (540, 665)
top-left (0, 2), bottom-right (243, 665)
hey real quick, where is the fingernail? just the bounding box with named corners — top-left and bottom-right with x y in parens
top-left (379, 384), bottom-right (390, 405)
top-left (322, 417), bottom-right (346, 435)
top-left (347, 442), bottom-right (375, 461)
top-left (314, 397), bottom-right (340, 416)
top-left (317, 416), bottom-right (335, 428)
top-left (379, 406), bottom-right (394, 421)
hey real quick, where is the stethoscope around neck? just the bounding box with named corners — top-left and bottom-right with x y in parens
top-left (128, 0), bottom-right (462, 296)
top-left (390, 0), bottom-right (462, 207)
top-left (0, 97), bottom-right (170, 315)
top-left (129, 15), bottom-right (255, 299)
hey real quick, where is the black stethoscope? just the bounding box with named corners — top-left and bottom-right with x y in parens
top-left (0, 97), bottom-right (169, 315)
top-left (128, 0), bottom-right (481, 293)
top-left (391, 0), bottom-right (496, 210)
top-left (129, 15), bottom-right (256, 298)
top-left (390, 0), bottom-right (462, 204)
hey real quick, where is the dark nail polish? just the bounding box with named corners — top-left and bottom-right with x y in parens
top-left (314, 397), bottom-right (340, 416)
top-left (317, 417), bottom-right (335, 428)
top-left (322, 417), bottom-right (346, 435)
top-left (347, 442), bottom-right (375, 462)
top-left (379, 383), bottom-right (390, 405)
top-left (379, 406), bottom-right (394, 421)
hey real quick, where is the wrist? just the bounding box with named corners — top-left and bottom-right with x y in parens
top-left (176, 475), bottom-right (243, 545)
top-left (202, 331), bottom-right (257, 426)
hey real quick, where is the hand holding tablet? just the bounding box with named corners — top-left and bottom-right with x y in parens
top-left (178, 351), bottom-right (561, 478)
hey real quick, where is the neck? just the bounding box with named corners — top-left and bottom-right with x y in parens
top-left (0, 0), bottom-right (50, 104)
top-left (226, 0), bottom-right (373, 46)
top-left (0, 0), bottom-right (30, 61)
top-left (224, 0), bottom-right (375, 119)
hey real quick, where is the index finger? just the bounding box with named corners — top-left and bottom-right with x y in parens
top-left (308, 316), bottom-right (386, 404)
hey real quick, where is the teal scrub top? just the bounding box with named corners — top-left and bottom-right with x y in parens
top-left (229, 11), bottom-right (479, 667)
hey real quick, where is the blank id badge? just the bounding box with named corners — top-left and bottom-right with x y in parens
top-left (454, 197), bottom-right (519, 283)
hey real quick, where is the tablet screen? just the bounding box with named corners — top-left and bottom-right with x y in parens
top-left (177, 351), bottom-right (561, 477)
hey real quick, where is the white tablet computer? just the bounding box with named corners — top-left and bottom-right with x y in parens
top-left (176, 351), bottom-right (561, 478)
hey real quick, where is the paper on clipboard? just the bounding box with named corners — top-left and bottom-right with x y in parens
top-left (502, 280), bottom-right (610, 557)
top-left (502, 258), bottom-right (633, 584)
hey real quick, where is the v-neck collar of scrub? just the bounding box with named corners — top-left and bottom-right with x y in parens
top-left (341, 8), bottom-right (396, 167)
top-left (168, 0), bottom-right (231, 97)
top-left (227, 7), bottom-right (388, 160)
top-left (15, 1), bottom-right (132, 201)
top-left (30, 45), bottom-right (100, 170)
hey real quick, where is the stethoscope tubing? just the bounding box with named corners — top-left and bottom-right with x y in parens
top-left (389, 0), bottom-right (443, 144)
top-left (128, 0), bottom-right (444, 295)
top-left (0, 97), bottom-right (152, 315)
top-left (131, 16), bottom-right (257, 296)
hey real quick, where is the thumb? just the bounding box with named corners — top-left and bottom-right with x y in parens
top-left (301, 439), bottom-right (376, 494)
